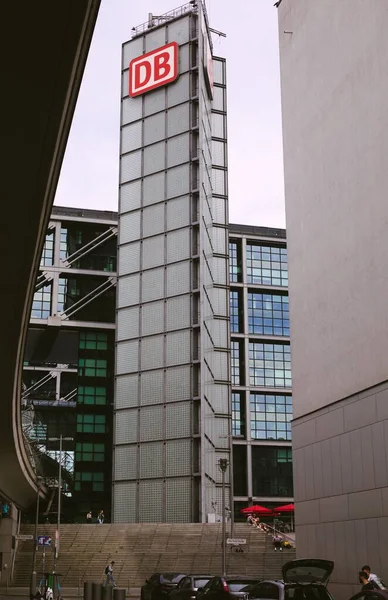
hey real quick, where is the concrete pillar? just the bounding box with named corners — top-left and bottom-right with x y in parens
top-left (92, 582), bottom-right (102, 600)
top-left (113, 589), bottom-right (126, 600)
top-left (84, 581), bottom-right (93, 600)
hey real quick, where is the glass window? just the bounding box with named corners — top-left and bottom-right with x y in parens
top-left (232, 392), bottom-right (245, 437)
top-left (250, 394), bottom-right (292, 441)
top-left (231, 340), bottom-right (244, 386)
top-left (77, 414), bottom-right (106, 433)
top-left (246, 244), bottom-right (288, 287)
top-left (31, 283), bottom-right (52, 319)
top-left (78, 385), bottom-right (107, 405)
top-left (75, 442), bottom-right (105, 462)
top-left (229, 240), bottom-right (242, 283)
top-left (74, 471), bottom-right (104, 492)
top-left (247, 292), bottom-right (290, 336)
top-left (40, 231), bottom-right (55, 266)
top-left (249, 342), bottom-right (291, 388)
top-left (78, 359), bottom-right (107, 378)
top-left (230, 290), bottom-right (242, 333)
top-left (252, 446), bottom-right (293, 497)
top-left (79, 331), bottom-right (108, 350)
top-left (233, 445), bottom-right (247, 496)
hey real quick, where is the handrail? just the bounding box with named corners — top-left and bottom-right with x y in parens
top-left (263, 523), bottom-right (295, 544)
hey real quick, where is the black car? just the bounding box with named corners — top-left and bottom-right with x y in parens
top-left (198, 576), bottom-right (263, 600)
top-left (169, 575), bottom-right (214, 600)
top-left (350, 592), bottom-right (388, 600)
top-left (247, 559), bottom-right (335, 600)
top-left (141, 573), bottom-right (188, 600)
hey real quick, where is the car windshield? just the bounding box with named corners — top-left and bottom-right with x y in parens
top-left (285, 586), bottom-right (334, 600)
top-left (229, 581), bottom-right (261, 592)
top-left (195, 580), bottom-right (212, 589)
top-left (161, 574), bottom-right (184, 583)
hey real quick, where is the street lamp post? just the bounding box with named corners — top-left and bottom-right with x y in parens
top-left (30, 476), bottom-right (43, 596)
top-left (219, 458), bottom-right (228, 577)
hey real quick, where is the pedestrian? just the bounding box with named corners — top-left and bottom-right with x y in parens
top-left (86, 511), bottom-right (92, 524)
top-left (273, 534), bottom-right (283, 552)
top-left (105, 561), bottom-right (116, 586)
top-left (361, 566), bottom-right (386, 590)
top-left (97, 509), bottom-right (105, 524)
top-left (359, 572), bottom-right (379, 591)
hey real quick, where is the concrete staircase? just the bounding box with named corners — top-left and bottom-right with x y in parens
top-left (12, 524), bottom-right (295, 589)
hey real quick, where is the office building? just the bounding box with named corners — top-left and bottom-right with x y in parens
top-left (113, 1), bottom-right (231, 523)
top-left (277, 0), bottom-right (388, 594)
top-left (229, 225), bottom-right (293, 521)
top-left (22, 206), bottom-right (117, 522)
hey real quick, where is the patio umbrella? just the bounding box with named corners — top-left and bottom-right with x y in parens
top-left (240, 504), bottom-right (273, 515)
top-left (275, 503), bottom-right (294, 512)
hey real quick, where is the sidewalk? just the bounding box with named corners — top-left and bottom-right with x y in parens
top-left (0, 587), bottom-right (142, 599)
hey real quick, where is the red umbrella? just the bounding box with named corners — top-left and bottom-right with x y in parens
top-left (240, 504), bottom-right (273, 515)
top-left (275, 503), bottom-right (294, 512)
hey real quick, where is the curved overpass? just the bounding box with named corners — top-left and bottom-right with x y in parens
top-left (1, 1), bottom-right (100, 508)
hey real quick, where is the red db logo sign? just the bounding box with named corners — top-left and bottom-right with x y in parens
top-left (129, 42), bottom-right (179, 98)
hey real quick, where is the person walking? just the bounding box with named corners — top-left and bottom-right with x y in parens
top-left (86, 511), bottom-right (92, 524)
top-left (97, 509), bottom-right (105, 524)
top-left (273, 534), bottom-right (283, 552)
top-left (361, 566), bottom-right (386, 590)
top-left (105, 561), bottom-right (116, 586)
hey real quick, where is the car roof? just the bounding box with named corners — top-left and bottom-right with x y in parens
top-left (224, 576), bottom-right (262, 580)
top-left (353, 593), bottom-right (388, 599)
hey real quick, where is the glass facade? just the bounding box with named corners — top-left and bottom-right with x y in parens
top-left (246, 244), bottom-right (288, 287)
top-left (249, 342), bottom-right (292, 388)
top-left (248, 292), bottom-right (290, 336)
top-left (230, 290), bottom-right (241, 333)
top-left (40, 231), bottom-right (54, 266)
top-left (31, 283), bottom-right (52, 319)
top-left (252, 446), bottom-right (293, 497)
top-left (232, 392), bottom-right (245, 437)
top-left (250, 393), bottom-right (292, 441)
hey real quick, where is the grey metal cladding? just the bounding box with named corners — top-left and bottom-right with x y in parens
top-left (119, 210), bottom-right (141, 245)
top-left (166, 402), bottom-right (191, 438)
top-left (212, 86), bottom-right (225, 112)
top-left (121, 70), bottom-right (129, 99)
top-left (115, 410), bottom-right (138, 444)
top-left (212, 168), bottom-right (226, 195)
top-left (141, 300), bottom-right (164, 336)
top-left (116, 374), bottom-right (139, 409)
top-left (167, 73), bottom-right (190, 107)
top-left (122, 96), bottom-right (142, 125)
top-left (166, 365), bottom-right (191, 402)
top-left (143, 141), bottom-right (166, 176)
top-left (117, 306), bottom-right (140, 341)
top-left (143, 171), bottom-right (165, 205)
top-left (166, 329), bottom-right (191, 366)
top-left (142, 234), bottom-right (165, 270)
top-left (116, 339), bottom-right (139, 375)
top-left (167, 17), bottom-right (190, 44)
top-left (212, 226), bottom-right (227, 255)
top-left (114, 445), bottom-right (137, 479)
top-left (144, 86), bottom-right (166, 116)
top-left (167, 102), bottom-right (190, 137)
top-left (122, 37), bottom-right (143, 68)
top-left (212, 113), bottom-right (225, 139)
top-left (121, 121), bottom-right (142, 154)
top-left (213, 256), bottom-right (227, 285)
top-left (145, 26), bottom-right (166, 52)
top-left (166, 261), bottom-right (191, 296)
top-left (167, 227), bottom-right (191, 263)
top-left (141, 267), bottom-right (165, 302)
top-left (167, 164), bottom-right (190, 197)
top-left (139, 479), bottom-right (163, 521)
top-left (120, 180), bottom-right (141, 214)
top-left (213, 58), bottom-right (225, 85)
top-left (167, 133), bottom-right (190, 168)
top-left (120, 151), bottom-right (142, 183)
top-left (211, 197), bottom-right (226, 225)
top-left (179, 44), bottom-right (190, 73)
top-left (166, 439), bottom-right (191, 476)
top-left (166, 195), bottom-right (190, 230)
top-left (212, 140), bottom-right (225, 167)
top-left (141, 334), bottom-right (164, 370)
top-left (140, 369), bottom-right (164, 405)
top-left (144, 112), bottom-right (166, 145)
top-left (117, 273), bottom-right (140, 308)
top-left (114, 482), bottom-right (137, 522)
top-left (118, 241), bottom-right (140, 275)
top-left (166, 295), bottom-right (191, 330)
top-left (140, 442), bottom-right (164, 477)
top-left (139, 406), bottom-right (164, 441)
top-left (142, 203), bottom-right (165, 237)
top-left (166, 478), bottom-right (191, 522)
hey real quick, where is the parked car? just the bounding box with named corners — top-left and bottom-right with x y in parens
top-left (169, 575), bottom-right (214, 600)
top-left (350, 592), bottom-right (388, 600)
top-left (246, 559), bottom-right (335, 600)
top-left (141, 573), bottom-right (188, 600)
top-left (197, 576), bottom-right (263, 600)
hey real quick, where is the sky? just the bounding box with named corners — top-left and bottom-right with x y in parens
top-left (55, 0), bottom-right (286, 228)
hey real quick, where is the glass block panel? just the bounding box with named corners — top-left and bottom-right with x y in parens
top-left (213, 350), bottom-right (228, 381)
top-left (179, 43), bottom-right (190, 73)
top-left (121, 121), bottom-right (142, 153)
top-left (114, 445), bottom-right (138, 479)
top-left (114, 481), bottom-right (137, 522)
top-left (120, 180), bottom-right (141, 214)
top-left (140, 369), bottom-right (164, 405)
top-left (167, 17), bottom-right (190, 44)
top-left (115, 409), bottom-right (138, 444)
top-left (213, 319), bottom-right (229, 348)
top-left (166, 294), bottom-right (191, 331)
top-left (212, 256), bottom-right (227, 285)
top-left (167, 72), bottom-right (190, 107)
top-left (139, 405), bottom-right (164, 441)
top-left (165, 439), bottom-right (191, 476)
top-left (166, 402), bottom-right (191, 438)
top-left (167, 102), bottom-right (190, 137)
top-left (166, 478), bottom-right (191, 522)
top-left (117, 306), bottom-right (139, 341)
top-left (166, 195), bottom-right (191, 230)
top-left (141, 334), bottom-right (164, 370)
top-left (141, 267), bottom-right (165, 303)
top-left (116, 339), bottom-right (139, 375)
top-left (166, 164), bottom-right (190, 198)
top-left (145, 27), bottom-right (166, 51)
top-left (212, 140), bottom-right (225, 167)
top-left (139, 480), bottom-right (163, 522)
top-left (143, 171), bottom-right (165, 206)
top-left (142, 300), bottom-right (164, 336)
top-left (142, 235), bottom-right (165, 270)
top-left (166, 227), bottom-right (191, 263)
top-left (212, 226), bottom-right (227, 255)
top-left (119, 210), bottom-right (141, 244)
top-left (117, 273), bottom-right (140, 308)
top-left (213, 58), bottom-right (225, 85)
top-left (120, 150), bottom-right (142, 183)
top-left (121, 96), bottom-right (142, 125)
top-left (143, 203), bottom-right (165, 238)
top-left (165, 365), bottom-right (191, 402)
top-left (167, 133), bottom-right (190, 168)
top-left (122, 37), bottom-right (143, 68)
top-left (166, 330), bottom-right (190, 366)
top-left (212, 168), bottom-right (226, 195)
top-left (212, 113), bottom-right (225, 139)
top-left (140, 442), bottom-right (164, 477)
top-left (116, 374), bottom-right (139, 409)
top-left (212, 197), bottom-right (226, 225)
top-left (166, 261), bottom-right (191, 296)
top-left (144, 141), bottom-right (166, 176)
top-left (144, 111), bottom-right (166, 145)
top-left (119, 241), bottom-right (140, 275)
top-left (212, 86), bottom-right (225, 112)
top-left (144, 85), bottom-right (166, 116)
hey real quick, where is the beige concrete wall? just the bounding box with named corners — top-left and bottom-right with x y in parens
top-left (278, 0), bottom-right (388, 419)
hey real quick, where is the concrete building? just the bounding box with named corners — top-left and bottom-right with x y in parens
top-left (229, 225), bottom-right (293, 522)
top-left (277, 0), bottom-right (388, 595)
top-left (22, 206), bottom-right (117, 523)
top-left (113, 2), bottom-right (231, 523)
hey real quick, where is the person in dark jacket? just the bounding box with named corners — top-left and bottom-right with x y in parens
top-left (359, 572), bottom-right (379, 591)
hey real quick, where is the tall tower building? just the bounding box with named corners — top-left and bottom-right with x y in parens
top-left (113, 2), bottom-right (230, 523)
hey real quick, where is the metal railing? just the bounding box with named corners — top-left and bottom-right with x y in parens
top-left (131, 2), bottom-right (196, 38)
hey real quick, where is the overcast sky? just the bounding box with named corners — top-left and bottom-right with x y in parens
top-left (55, 0), bottom-right (285, 228)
